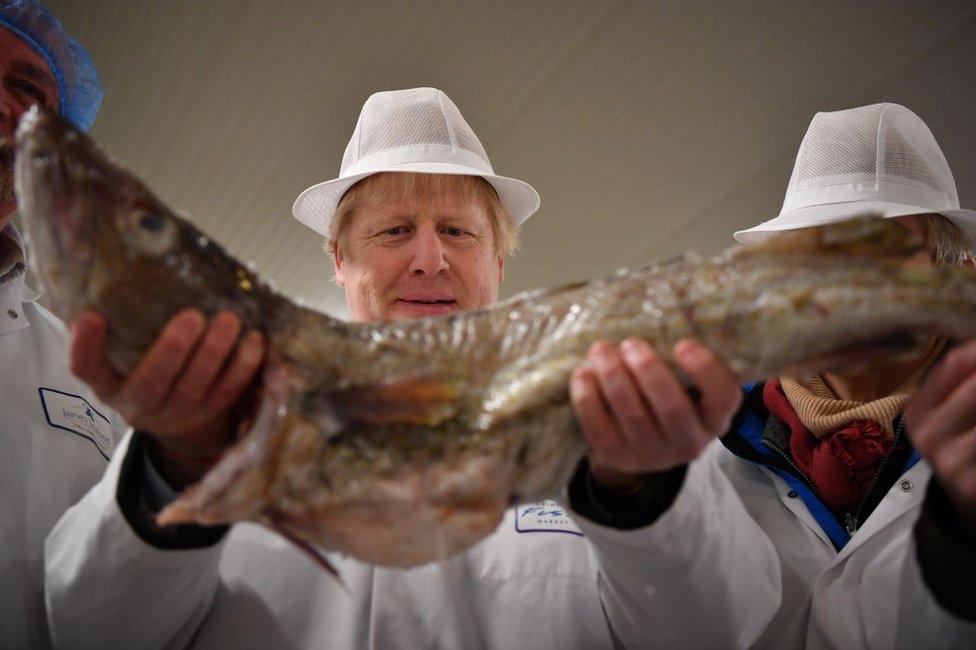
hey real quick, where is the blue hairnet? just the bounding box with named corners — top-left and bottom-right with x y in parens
top-left (0, 0), bottom-right (102, 131)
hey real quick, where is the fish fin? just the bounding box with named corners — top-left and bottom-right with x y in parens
top-left (156, 367), bottom-right (289, 527)
top-left (308, 373), bottom-right (460, 430)
top-left (742, 216), bottom-right (925, 257)
top-left (267, 516), bottom-right (347, 590)
top-left (155, 403), bottom-right (274, 527)
top-left (155, 443), bottom-right (268, 528)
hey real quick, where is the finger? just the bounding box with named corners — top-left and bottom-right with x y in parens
top-left (931, 428), bottom-right (976, 484)
top-left (618, 338), bottom-right (706, 453)
top-left (933, 430), bottom-right (976, 523)
top-left (589, 341), bottom-right (662, 449)
top-left (673, 339), bottom-right (742, 435)
top-left (571, 365), bottom-right (649, 475)
top-left (69, 311), bottom-right (123, 398)
top-left (911, 371), bottom-right (976, 455)
top-left (118, 309), bottom-right (207, 413)
top-left (570, 364), bottom-right (625, 452)
top-left (200, 329), bottom-right (265, 416)
top-left (166, 312), bottom-right (243, 412)
top-left (954, 466), bottom-right (976, 515)
top-left (909, 341), bottom-right (976, 420)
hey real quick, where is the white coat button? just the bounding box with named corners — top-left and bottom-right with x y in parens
top-left (899, 480), bottom-right (912, 492)
top-left (787, 490), bottom-right (798, 499)
top-left (7, 309), bottom-right (17, 319)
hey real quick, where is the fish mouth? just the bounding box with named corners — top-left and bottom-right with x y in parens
top-left (15, 107), bottom-right (92, 259)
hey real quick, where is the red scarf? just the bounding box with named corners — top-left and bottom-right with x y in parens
top-left (763, 379), bottom-right (892, 510)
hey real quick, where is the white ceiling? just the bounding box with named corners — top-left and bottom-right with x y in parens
top-left (38, 0), bottom-right (976, 316)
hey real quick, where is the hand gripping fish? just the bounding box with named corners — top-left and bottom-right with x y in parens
top-left (14, 106), bottom-right (976, 569)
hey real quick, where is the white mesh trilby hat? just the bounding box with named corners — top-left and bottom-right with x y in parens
top-left (735, 103), bottom-right (976, 247)
top-left (293, 87), bottom-right (541, 236)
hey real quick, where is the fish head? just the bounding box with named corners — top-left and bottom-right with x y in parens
top-left (14, 105), bottom-right (266, 372)
top-left (14, 105), bottom-right (182, 305)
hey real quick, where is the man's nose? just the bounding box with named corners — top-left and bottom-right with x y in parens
top-left (408, 229), bottom-right (449, 276)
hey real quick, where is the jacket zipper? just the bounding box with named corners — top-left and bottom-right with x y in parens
top-left (762, 420), bottom-right (906, 537)
top-left (762, 437), bottom-right (868, 540)
top-left (761, 438), bottom-right (821, 497)
top-left (844, 417), bottom-right (908, 534)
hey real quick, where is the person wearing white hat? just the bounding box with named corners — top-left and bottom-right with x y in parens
top-left (713, 103), bottom-right (976, 648)
top-left (735, 102), bottom-right (976, 247)
top-left (45, 87), bottom-right (779, 649)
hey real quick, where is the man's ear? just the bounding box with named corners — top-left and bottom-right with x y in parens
top-left (333, 244), bottom-right (346, 287)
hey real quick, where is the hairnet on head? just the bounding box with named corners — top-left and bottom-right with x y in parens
top-left (0, 0), bottom-right (102, 131)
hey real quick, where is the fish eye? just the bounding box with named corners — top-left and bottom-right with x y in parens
top-left (123, 209), bottom-right (176, 257)
top-left (138, 212), bottom-right (166, 233)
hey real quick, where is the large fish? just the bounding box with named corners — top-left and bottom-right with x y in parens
top-left (14, 106), bottom-right (976, 569)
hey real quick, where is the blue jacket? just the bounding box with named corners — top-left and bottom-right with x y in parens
top-left (720, 382), bottom-right (922, 551)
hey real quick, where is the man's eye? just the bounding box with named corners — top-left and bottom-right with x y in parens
top-left (445, 227), bottom-right (465, 237)
top-left (12, 80), bottom-right (45, 103)
top-left (385, 227), bottom-right (404, 236)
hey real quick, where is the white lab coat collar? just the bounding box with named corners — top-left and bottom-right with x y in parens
top-left (834, 461), bottom-right (930, 564)
top-left (1, 224), bottom-right (41, 335)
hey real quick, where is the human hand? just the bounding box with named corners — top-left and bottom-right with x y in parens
top-left (570, 339), bottom-right (742, 490)
top-left (905, 338), bottom-right (976, 529)
top-left (70, 309), bottom-right (265, 486)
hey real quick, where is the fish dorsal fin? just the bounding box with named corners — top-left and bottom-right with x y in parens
top-left (306, 373), bottom-right (460, 433)
top-left (740, 216), bottom-right (925, 258)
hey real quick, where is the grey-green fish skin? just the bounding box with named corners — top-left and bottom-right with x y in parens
top-left (14, 106), bottom-right (976, 567)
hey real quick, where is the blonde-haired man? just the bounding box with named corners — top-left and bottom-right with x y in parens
top-left (325, 172), bottom-right (514, 320)
top-left (47, 87), bottom-right (778, 648)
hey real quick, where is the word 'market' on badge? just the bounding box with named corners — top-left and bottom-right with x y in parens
top-left (515, 500), bottom-right (584, 536)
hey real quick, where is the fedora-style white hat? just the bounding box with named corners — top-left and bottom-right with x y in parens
top-left (293, 87), bottom-right (540, 236)
top-left (735, 103), bottom-right (976, 247)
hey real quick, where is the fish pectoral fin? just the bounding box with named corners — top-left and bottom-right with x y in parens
top-left (308, 374), bottom-right (460, 429)
top-left (265, 515), bottom-right (345, 586)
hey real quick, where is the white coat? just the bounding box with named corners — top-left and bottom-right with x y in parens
top-left (45, 433), bottom-right (780, 649)
top-left (0, 231), bottom-right (125, 649)
top-left (716, 385), bottom-right (976, 649)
